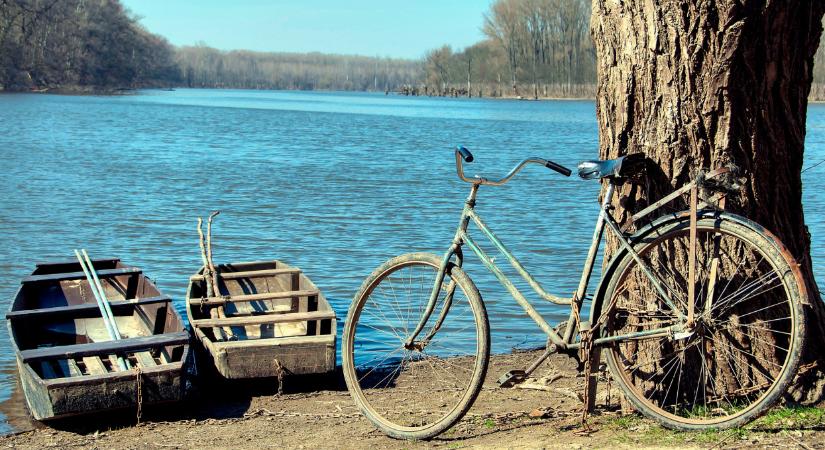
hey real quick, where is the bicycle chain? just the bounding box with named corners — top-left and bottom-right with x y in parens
top-left (135, 365), bottom-right (143, 424)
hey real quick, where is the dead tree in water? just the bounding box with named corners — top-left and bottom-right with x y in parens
top-left (591, 1), bottom-right (825, 401)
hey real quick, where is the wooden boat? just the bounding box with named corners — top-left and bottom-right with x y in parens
top-left (6, 258), bottom-right (191, 421)
top-left (186, 260), bottom-right (337, 379)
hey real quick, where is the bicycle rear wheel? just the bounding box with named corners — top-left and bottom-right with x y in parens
top-left (600, 214), bottom-right (805, 430)
top-left (342, 253), bottom-right (490, 440)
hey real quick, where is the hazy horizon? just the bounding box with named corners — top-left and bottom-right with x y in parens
top-left (121, 0), bottom-right (490, 60)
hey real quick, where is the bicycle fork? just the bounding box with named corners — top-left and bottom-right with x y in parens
top-left (403, 185), bottom-right (478, 350)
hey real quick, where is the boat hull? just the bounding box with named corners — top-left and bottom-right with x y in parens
top-left (187, 260), bottom-right (337, 379)
top-left (203, 335), bottom-right (335, 379)
top-left (7, 258), bottom-right (192, 421)
top-left (17, 352), bottom-right (190, 421)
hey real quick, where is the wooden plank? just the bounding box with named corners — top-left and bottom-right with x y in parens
top-left (191, 310), bottom-right (335, 328)
top-left (35, 258), bottom-right (120, 268)
top-left (228, 290), bottom-right (256, 322)
top-left (21, 332), bottom-right (189, 363)
top-left (6, 295), bottom-right (171, 320)
top-left (21, 267), bottom-right (142, 284)
top-left (187, 290), bottom-right (318, 307)
top-left (39, 361), bottom-right (58, 379)
top-left (214, 333), bottom-right (335, 350)
top-left (135, 351), bottom-right (157, 368)
top-left (107, 355), bottom-right (122, 371)
top-left (189, 267), bottom-right (300, 282)
top-left (82, 356), bottom-right (107, 375)
top-left (66, 359), bottom-right (83, 377)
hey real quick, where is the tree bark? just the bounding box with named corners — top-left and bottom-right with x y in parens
top-left (591, 0), bottom-right (825, 402)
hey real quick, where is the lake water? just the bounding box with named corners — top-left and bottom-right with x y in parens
top-left (0, 89), bottom-right (823, 432)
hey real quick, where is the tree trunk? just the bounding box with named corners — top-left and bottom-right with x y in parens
top-left (591, 0), bottom-right (825, 402)
top-left (467, 56), bottom-right (472, 98)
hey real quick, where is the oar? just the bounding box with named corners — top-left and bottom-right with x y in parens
top-left (81, 250), bottom-right (122, 339)
top-left (75, 250), bottom-right (118, 340)
top-left (75, 249), bottom-right (129, 370)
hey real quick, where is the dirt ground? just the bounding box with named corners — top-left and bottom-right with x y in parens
top-left (1, 350), bottom-right (823, 449)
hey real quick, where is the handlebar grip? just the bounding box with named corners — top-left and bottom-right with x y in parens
top-left (456, 146), bottom-right (474, 163)
top-left (545, 160), bottom-right (571, 177)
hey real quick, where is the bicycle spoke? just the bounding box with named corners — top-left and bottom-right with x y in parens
top-left (602, 220), bottom-right (801, 428)
top-left (345, 256), bottom-right (486, 436)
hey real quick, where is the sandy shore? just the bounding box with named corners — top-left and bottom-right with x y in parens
top-left (1, 350), bottom-right (823, 449)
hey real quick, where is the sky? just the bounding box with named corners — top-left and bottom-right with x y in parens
top-left (120, 0), bottom-right (491, 60)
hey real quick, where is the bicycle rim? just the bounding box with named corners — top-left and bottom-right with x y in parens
top-left (602, 217), bottom-right (804, 429)
top-left (342, 253), bottom-right (489, 439)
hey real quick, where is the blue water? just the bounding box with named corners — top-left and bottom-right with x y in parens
top-left (0, 89), bottom-right (823, 432)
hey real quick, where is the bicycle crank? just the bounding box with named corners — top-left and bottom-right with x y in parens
top-left (497, 370), bottom-right (528, 388)
top-left (497, 343), bottom-right (559, 388)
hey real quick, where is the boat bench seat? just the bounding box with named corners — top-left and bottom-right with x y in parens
top-left (190, 310), bottom-right (335, 328)
top-left (6, 296), bottom-right (172, 321)
top-left (21, 267), bottom-right (142, 284)
top-left (188, 267), bottom-right (301, 282)
top-left (20, 331), bottom-right (189, 363)
top-left (187, 289), bottom-right (319, 306)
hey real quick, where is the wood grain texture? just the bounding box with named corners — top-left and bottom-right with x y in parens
top-left (591, 0), bottom-right (825, 401)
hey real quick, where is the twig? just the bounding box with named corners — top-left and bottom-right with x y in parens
top-left (785, 432), bottom-right (813, 450)
top-left (196, 217), bottom-right (213, 297)
top-left (707, 429), bottom-right (738, 450)
top-left (514, 384), bottom-right (583, 402)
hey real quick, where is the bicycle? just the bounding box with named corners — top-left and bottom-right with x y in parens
top-left (342, 146), bottom-right (806, 440)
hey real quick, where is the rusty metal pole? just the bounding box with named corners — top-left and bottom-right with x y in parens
top-left (687, 183), bottom-right (698, 326)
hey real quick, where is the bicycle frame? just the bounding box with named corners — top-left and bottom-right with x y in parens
top-left (405, 179), bottom-right (692, 353)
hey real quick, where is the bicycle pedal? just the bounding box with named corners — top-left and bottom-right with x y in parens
top-left (497, 370), bottom-right (527, 388)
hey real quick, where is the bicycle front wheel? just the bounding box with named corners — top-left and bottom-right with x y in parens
top-left (342, 253), bottom-right (490, 440)
top-left (601, 214), bottom-right (805, 430)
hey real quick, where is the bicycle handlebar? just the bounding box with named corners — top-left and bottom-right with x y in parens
top-left (456, 146), bottom-right (474, 163)
top-left (454, 146), bottom-right (571, 186)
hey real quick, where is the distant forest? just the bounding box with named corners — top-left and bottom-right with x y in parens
top-left (2, 0), bottom-right (825, 99)
top-left (0, 0), bottom-right (420, 92)
top-left (421, 0), bottom-right (594, 99)
top-left (0, 0), bottom-right (178, 91)
top-left (176, 46), bottom-right (421, 91)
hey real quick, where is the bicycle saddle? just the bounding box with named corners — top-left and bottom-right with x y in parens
top-left (577, 156), bottom-right (626, 180)
top-left (577, 154), bottom-right (646, 180)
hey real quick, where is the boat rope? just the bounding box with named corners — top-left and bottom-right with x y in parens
top-left (135, 365), bottom-right (143, 424)
top-left (273, 358), bottom-right (285, 395)
top-left (802, 156), bottom-right (825, 173)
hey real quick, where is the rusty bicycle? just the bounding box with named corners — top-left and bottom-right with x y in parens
top-left (342, 146), bottom-right (806, 440)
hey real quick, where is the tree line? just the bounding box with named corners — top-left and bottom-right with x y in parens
top-left (0, 0), bottom-right (422, 93)
top-left (2, 0), bottom-right (825, 100)
top-left (420, 0), bottom-right (595, 99)
top-left (0, 0), bottom-right (179, 91)
top-left (176, 46), bottom-right (421, 91)
top-left (419, 0), bottom-right (825, 100)
top-left (811, 32), bottom-right (825, 101)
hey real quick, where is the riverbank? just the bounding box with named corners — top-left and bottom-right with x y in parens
top-left (7, 85), bottom-right (825, 103)
top-left (0, 85), bottom-right (148, 95)
top-left (1, 349), bottom-right (822, 449)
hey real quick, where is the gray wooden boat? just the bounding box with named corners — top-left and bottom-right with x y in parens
top-left (6, 258), bottom-right (191, 421)
top-left (186, 260), bottom-right (336, 379)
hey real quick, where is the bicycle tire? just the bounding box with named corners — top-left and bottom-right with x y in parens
top-left (599, 213), bottom-right (805, 430)
top-left (342, 253), bottom-right (490, 440)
